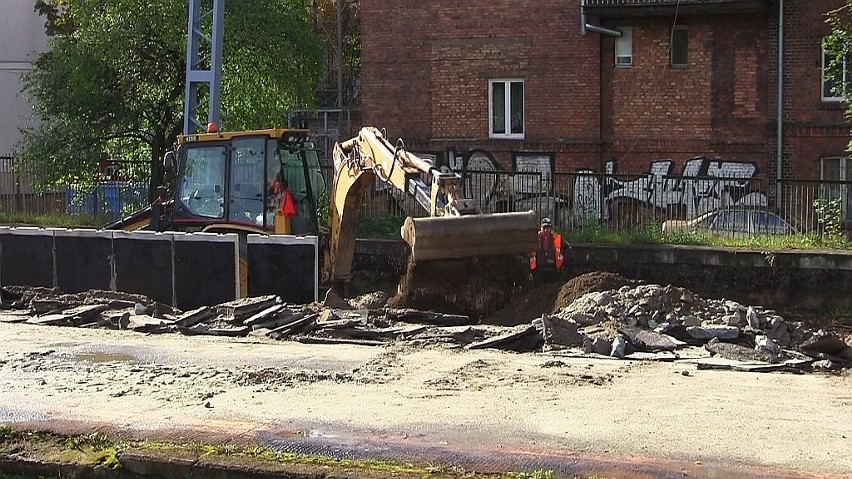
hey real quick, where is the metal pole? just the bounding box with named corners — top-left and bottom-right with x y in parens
top-left (184, 0), bottom-right (225, 134)
top-left (776, 0), bottom-right (784, 202)
top-left (336, 0), bottom-right (343, 107)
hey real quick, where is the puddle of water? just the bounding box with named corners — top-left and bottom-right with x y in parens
top-left (73, 352), bottom-right (136, 363)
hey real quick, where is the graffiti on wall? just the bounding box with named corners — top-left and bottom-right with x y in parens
top-left (404, 146), bottom-right (768, 227)
top-left (598, 157), bottom-right (766, 221)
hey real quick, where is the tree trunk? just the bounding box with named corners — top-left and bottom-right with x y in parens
top-left (148, 133), bottom-right (167, 204)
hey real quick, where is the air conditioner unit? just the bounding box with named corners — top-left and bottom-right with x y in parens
top-left (616, 55), bottom-right (632, 66)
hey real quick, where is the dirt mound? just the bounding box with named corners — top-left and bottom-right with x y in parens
top-left (387, 255), bottom-right (528, 321)
top-left (553, 271), bottom-right (639, 310)
top-left (487, 271), bottom-right (638, 326)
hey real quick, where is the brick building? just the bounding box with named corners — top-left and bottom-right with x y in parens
top-left (360, 0), bottom-right (850, 219)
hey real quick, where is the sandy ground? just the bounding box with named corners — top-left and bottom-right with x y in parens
top-left (0, 321), bottom-right (850, 478)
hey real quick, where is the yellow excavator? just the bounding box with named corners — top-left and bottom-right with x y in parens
top-left (325, 126), bottom-right (537, 284)
top-left (108, 125), bottom-right (538, 297)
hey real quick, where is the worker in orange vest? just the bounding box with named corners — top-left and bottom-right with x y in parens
top-left (530, 217), bottom-right (566, 286)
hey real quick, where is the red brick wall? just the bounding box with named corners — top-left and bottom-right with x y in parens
top-left (776, 0), bottom-right (848, 180)
top-left (360, 1), bottom-right (849, 180)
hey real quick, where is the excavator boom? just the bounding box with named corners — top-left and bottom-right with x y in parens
top-left (324, 127), bottom-right (538, 283)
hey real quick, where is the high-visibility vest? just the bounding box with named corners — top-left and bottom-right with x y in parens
top-left (530, 233), bottom-right (564, 271)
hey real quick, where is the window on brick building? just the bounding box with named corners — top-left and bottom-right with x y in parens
top-left (671, 27), bottom-right (688, 67)
top-left (820, 157), bottom-right (852, 222)
top-left (615, 27), bottom-right (633, 67)
top-left (489, 79), bottom-right (524, 139)
top-left (821, 37), bottom-right (851, 102)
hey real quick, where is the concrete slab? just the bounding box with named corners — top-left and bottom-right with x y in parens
top-left (0, 227), bottom-right (55, 288)
top-left (55, 228), bottom-right (112, 293)
top-left (247, 234), bottom-right (318, 303)
top-left (173, 232), bottom-right (239, 310)
top-left (111, 230), bottom-right (173, 306)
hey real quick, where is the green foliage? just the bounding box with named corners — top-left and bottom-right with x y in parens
top-left (316, 190), bottom-right (330, 228)
top-left (18, 0), bottom-right (325, 199)
top-left (814, 196), bottom-right (845, 242)
top-left (826, 4), bottom-right (852, 149)
top-left (0, 212), bottom-right (108, 229)
top-left (357, 214), bottom-right (406, 239)
top-left (568, 220), bottom-right (852, 251)
top-left (220, 0), bottom-right (323, 128)
top-left (65, 432), bottom-right (111, 452)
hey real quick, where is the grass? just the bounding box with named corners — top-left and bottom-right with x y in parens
top-left (1, 212), bottom-right (850, 251)
top-left (0, 212), bottom-right (109, 229)
top-left (0, 427), bottom-right (611, 479)
top-left (563, 219), bottom-right (852, 251)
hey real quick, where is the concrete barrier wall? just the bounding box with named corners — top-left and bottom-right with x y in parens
top-left (112, 230), bottom-right (174, 305)
top-left (0, 228), bottom-right (239, 309)
top-left (0, 227), bottom-right (54, 288)
top-left (173, 232), bottom-right (240, 310)
top-left (247, 235), bottom-right (318, 304)
top-left (0, 228), bottom-right (320, 310)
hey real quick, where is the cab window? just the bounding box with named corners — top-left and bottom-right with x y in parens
top-left (178, 145), bottom-right (226, 218)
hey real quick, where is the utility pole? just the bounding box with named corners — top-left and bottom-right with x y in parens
top-left (184, 0), bottom-right (225, 134)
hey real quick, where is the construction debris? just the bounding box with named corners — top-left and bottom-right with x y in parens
top-left (1, 272), bottom-right (850, 374)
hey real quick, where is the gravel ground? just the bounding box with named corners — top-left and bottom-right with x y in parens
top-left (0, 321), bottom-right (850, 478)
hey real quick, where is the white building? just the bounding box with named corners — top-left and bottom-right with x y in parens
top-left (0, 1), bottom-right (48, 158)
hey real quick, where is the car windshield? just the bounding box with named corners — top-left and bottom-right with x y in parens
top-left (711, 209), bottom-right (750, 232)
top-left (752, 211), bottom-right (790, 234)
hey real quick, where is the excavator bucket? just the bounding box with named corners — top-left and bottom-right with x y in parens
top-left (401, 210), bottom-right (539, 262)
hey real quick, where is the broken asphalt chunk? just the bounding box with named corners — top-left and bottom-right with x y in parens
top-left (618, 325), bottom-right (686, 352)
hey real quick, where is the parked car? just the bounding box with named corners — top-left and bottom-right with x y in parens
top-left (662, 207), bottom-right (796, 236)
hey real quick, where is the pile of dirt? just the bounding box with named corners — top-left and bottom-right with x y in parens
top-left (387, 255), bottom-right (529, 321)
top-left (487, 271), bottom-right (639, 326)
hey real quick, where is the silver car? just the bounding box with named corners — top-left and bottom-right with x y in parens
top-left (662, 207), bottom-right (795, 236)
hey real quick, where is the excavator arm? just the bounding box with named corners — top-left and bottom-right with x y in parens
top-left (323, 126), bottom-right (537, 283)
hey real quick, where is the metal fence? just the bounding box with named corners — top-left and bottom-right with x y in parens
top-left (0, 156), bottom-right (149, 220)
top-left (332, 166), bottom-right (852, 239)
top-left (3, 153), bottom-right (851, 239)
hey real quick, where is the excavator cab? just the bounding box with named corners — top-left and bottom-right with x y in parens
top-left (107, 128), bottom-right (326, 236)
top-left (166, 128), bottom-right (325, 234)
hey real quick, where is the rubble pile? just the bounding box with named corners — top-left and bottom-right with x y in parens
top-left (0, 286), bottom-right (507, 349)
top-left (1, 281), bottom-right (850, 373)
top-left (539, 283), bottom-right (852, 372)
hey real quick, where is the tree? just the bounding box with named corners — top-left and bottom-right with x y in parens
top-left (18, 0), bottom-right (323, 202)
top-left (826, 3), bottom-right (852, 151)
top-left (308, 0), bottom-right (360, 108)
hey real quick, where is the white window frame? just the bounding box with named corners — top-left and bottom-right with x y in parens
top-left (615, 27), bottom-right (633, 67)
top-left (820, 156), bottom-right (852, 221)
top-left (821, 37), bottom-right (848, 102)
top-left (489, 79), bottom-right (525, 139)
